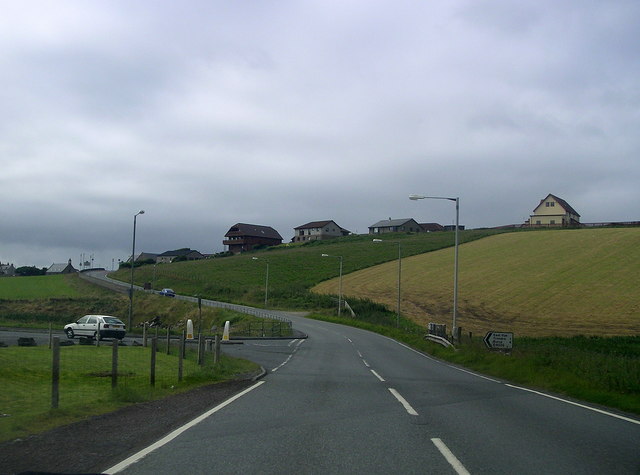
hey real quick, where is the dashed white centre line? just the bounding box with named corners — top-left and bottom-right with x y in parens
top-left (431, 438), bottom-right (470, 475)
top-left (388, 388), bottom-right (419, 416)
top-left (370, 369), bottom-right (385, 382)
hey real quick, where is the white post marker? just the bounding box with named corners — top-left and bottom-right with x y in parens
top-left (186, 319), bottom-right (194, 340)
top-left (222, 320), bottom-right (230, 341)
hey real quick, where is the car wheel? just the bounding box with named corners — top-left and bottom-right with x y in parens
top-left (65, 328), bottom-right (74, 339)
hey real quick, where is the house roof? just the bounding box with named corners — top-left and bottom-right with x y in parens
top-left (158, 248), bottom-right (202, 257)
top-left (535, 194), bottom-right (581, 217)
top-left (47, 262), bottom-right (75, 273)
top-left (294, 220), bottom-right (349, 232)
top-left (369, 218), bottom-right (417, 228)
top-left (295, 220), bottom-right (334, 229)
top-left (225, 223), bottom-right (283, 240)
top-left (420, 222), bottom-right (444, 231)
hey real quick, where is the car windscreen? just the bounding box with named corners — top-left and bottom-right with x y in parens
top-left (103, 317), bottom-right (124, 324)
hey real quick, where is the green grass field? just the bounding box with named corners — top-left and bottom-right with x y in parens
top-left (313, 228), bottom-right (640, 337)
top-left (0, 274), bottom-right (88, 299)
top-left (109, 229), bottom-right (506, 309)
top-left (0, 344), bottom-right (259, 442)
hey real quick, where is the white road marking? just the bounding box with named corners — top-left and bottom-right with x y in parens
top-left (362, 359), bottom-right (370, 367)
top-left (272, 339), bottom-right (305, 372)
top-left (103, 381), bottom-right (266, 474)
top-left (431, 438), bottom-right (470, 475)
top-left (388, 388), bottom-right (419, 416)
top-left (370, 369), bottom-right (385, 382)
top-left (505, 384), bottom-right (640, 425)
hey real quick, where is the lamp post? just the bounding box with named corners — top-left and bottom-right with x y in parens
top-left (409, 194), bottom-right (459, 338)
top-left (321, 253), bottom-right (343, 317)
top-left (128, 210), bottom-right (145, 331)
top-left (252, 257), bottom-right (270, 307)
top-left (372, 239), bottom-right (402, 328)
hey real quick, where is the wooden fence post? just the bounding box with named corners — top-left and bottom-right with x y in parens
top-left (178, 331), bottom-right (185, 381)
top-left (143, 322), bottom-right (148, 348)
top-left (214, 334), bottom-right (221, 365)
top-left (150, 338), bottom-right (157, 386)
top-left (197, 333), bottom-right (203, 366)
top-left (51, 337), bottom-right (60, 409)
top-left (166, 326), bottom-right (171, 355)
top-left (112, 339), bottom-right (118, 388)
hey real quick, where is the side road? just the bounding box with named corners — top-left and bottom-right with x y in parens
top-left (0, 377), bottom-right (263, 474)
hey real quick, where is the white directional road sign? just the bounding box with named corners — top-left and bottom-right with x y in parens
top-left (483, 331), bottom-right (513, 350)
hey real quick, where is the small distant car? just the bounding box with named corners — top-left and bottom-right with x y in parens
top-left (64, 315), bottom-right (126, 340)
top-left (159, 288), bottom-right (176, 297)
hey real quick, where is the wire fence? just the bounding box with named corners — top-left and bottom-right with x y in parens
top-left (0, 334), bottom-right (225, 442)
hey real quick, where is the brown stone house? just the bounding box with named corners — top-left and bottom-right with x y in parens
top-left (223, 223), bottom-right (283, 254)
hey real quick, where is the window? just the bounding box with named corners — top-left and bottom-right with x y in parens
top-left (550, 220), bottom-right (556, 224)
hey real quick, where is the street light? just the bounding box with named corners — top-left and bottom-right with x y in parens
top-left (373, 239), bottom-right (402, 328)
top-left (321, 253), bottom-right (343, 317)
top-left (252, 257), bottom-right (270, 307)
top-left (128, 210), bottom-right (145, 331)
top-left (409, 194), bottom-right (460, 339)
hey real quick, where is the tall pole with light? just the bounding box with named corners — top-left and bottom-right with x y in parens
top-left (372, 239), bottom-right (402, 328)
top-left (252, 257), bottom-right (270, 307)
top-left (409, 194), bottom-right (459, 338)
top-left (321, 253), bottom-right (343, 317)
top-left (128, 210), bottom-right (145, 331)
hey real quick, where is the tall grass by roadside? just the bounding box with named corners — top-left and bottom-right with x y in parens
top-left (0, 344), bottom-right (259, 442)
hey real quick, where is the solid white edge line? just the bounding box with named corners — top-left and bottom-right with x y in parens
top-left (103, 381), bottom-right (266, 474)
top-left (388, 388), bottom-right (418, 416)
top-left (389, 337), bottom-right (502, 382)
top-left (431, 438), bottom-right (470, 475)
top-left (370, 369), bottom-right (385, 382)
top-left (505, 384), bottom-right (640, 425)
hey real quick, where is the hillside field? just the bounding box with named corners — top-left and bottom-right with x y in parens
top-left (312, 228), bottom-right (640, 337)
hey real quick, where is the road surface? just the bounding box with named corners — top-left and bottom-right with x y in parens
top-left (104, 312), bottom-right (640, 474)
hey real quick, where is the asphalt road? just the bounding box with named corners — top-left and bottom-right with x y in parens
top-left (105, 312), bottom-right (640, 475)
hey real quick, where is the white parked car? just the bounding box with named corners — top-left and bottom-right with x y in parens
top-left (64, 315), bottom-right (126, 340)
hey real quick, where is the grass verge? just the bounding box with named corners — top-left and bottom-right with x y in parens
top-left (0, 344), bottom-right (259, 442)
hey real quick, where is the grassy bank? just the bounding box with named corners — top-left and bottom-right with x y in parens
top-left (313, 227), bottom-right (640, 337)
top-left (0, 274), bottom-right (289, 336)
top-left (0, 344), bottom-right (259, 442)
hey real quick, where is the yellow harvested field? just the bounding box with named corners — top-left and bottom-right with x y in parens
top-left (312, 228), bottom-right (640, 337)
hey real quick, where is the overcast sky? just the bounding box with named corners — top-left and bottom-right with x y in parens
top-left (1, 0), bottom-right (638, 269)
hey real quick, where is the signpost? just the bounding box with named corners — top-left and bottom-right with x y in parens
top-left (484, 331), bottom-right (513, 351)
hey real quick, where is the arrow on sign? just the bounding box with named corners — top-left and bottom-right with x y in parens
top-left (484, 331), bottom-right (513, 350)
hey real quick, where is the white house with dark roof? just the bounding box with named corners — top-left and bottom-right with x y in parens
top-left (293, 220), bottom-right (350, 242)
top-left (0, 262), bottom-right (16, 277)
top-left (46, 259), bottom-right (77, 275)
top-left (528, 194), bottom-right (581, 227)
top-left (156, 248), bottom-right (204, 263)
top-left (368, 218), bottom-right (423, 234)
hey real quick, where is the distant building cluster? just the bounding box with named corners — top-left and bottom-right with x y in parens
top-left (22, 193), bottom-right (638, 271)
